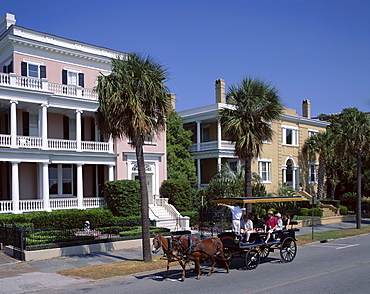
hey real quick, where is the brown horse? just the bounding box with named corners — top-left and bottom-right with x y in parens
top-left (172, 235), bottom-right (230, 280)
top-left (152, 233), bottom-right (185, 278)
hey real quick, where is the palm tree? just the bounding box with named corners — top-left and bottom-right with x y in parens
top-left (219, 77), bottom-right (283, 211)
top-left (329, 108), bottom-right (370, 229)
top-left (95, 53), bottom-right (172, 262)
top-left (303, 131), bottom-right (332, 199)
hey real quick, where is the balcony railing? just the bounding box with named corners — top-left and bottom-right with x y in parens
top-left (0, 73), bottom-right (98, 100)
top-left (0, 134), bottom-right (110, 152)
top-left (189, 140), bottom-right (236, 152)
top-left (0, 198), bottom-right (105, 213)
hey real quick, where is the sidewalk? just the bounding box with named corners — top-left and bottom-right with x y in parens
top-left (0, 218), bottom-right (369, 293)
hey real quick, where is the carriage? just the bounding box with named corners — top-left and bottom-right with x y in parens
top-left (213, 196), bottom-right (302, 270)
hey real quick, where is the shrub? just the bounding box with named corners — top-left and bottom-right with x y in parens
top-left (339, 205), bottom-right (348, 215)
top-left (300, 208), bottom-right (309, 216)
top-left (103, 180), bottom-right (141, 217)
top-left (181, 211), bottom-right (199, 227)
top-left (160, 179), bottom-right (194, 211)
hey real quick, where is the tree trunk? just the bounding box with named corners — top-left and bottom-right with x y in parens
top-left (244, 152), bottom-right (253, 213)
top-left (136, 143), bottom-right (152, 262)
top-left (317, 155), bottom-right (325, 199)
top-left (356, 149), bottom-right (362, 229)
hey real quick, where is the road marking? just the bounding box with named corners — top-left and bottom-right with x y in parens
top-left (244, 260), bottom-right (370, 294)
top-left (336, 244), bottom-right (359, 250)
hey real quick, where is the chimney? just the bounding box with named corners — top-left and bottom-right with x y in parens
top-left (302, 99), bottom-right (311, 119)
top-left (0, 13), bottom-right (16, 35)
top-left (215, 79), bottom-right (225, 103)
top-left (169, 93), bottom-right (176, 110)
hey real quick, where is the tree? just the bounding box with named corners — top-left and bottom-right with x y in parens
top-left (219, 77), bottom-right (283, 211)
top-left (303, 131), bottom-right (332, 199)
top-left (329, 108), bottom-right (370, 229)
top-left (95, 53), bottom-right (172, 262)
top-left (166, 110), bottom-right (197, 185)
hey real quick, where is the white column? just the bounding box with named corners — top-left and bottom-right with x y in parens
top-left (11, 162), bottom-right (20, 213)
top-left (108, 136), bottom-right (114, 153)
top-left (196, 120), bottom-right (201, 151)
top-left (42, 163), bottom-right (50, 211)
top-left (40, 103), bottom-right (48, 149)
top-left (217, 157), bottom-right (222, 173)
top-left (108, 164), bottom-right (114, 181)
top-left (77, 164), bottom-right (84, 209)
top-left (76, 110), bottom-right (83, 152)
top-left (197, 158), bottom-right (201, 189)
top-left (282, 166), bottom-right (286, 184)
top-left (217, 120), bottom-right (222, 150)
top-left (10, 101), bottom-right (18, 148)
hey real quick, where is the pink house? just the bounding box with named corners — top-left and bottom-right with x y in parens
top-left (0, 13), bottom-right (187, 229)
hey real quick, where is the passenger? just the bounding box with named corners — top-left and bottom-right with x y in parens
top-left (264, 211), bottom-right (278, 244)
top-left (241, 213), bottom-right (254, 242)
top-left (257, 215), bottom-right (267, 232)
top-left (218, 202), bottom-right (243, 234)
top-left (275, 213), bottom-right (283, 230)
top-left (282, 214), bottom-right (291, 229)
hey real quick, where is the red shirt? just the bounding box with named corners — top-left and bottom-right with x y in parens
top-left (266, 217), bottom-right (278, 229)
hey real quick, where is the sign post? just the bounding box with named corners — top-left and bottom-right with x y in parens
top-left (309, 196), bottom-right (317, 240)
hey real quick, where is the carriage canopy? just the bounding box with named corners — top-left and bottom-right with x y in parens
top-left (212, 196), bottom-right (304, 204)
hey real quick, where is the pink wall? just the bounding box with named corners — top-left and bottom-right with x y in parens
top-left (19, 163), bottom-right (38, 199)
top-left (13, 53), bottom-right (109, 89)
top-left (48, 113), bottom-right (64, 138)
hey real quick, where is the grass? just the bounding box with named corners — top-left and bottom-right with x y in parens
top-left (58, 225), bottom-right (370, 280)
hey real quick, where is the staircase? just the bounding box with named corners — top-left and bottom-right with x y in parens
top-left (149, 199), bottom-right (190, 232)
top-left (299, 191), bottom-right (340, 217)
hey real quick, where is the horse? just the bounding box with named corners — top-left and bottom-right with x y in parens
top-left (172, 235), bottom-right (230, 280)
top-left (152, 233), bottom-right (188, 279)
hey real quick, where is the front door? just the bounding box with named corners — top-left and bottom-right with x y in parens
top-left (134, 174), bottom-right (153, 204)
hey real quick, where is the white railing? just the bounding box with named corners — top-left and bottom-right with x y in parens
top-left (0, 73), bottom-right (97, 100)
top-left (50, 198), bottom-right (78, 210)
top-left (154, 198), bottom-right (190, 231)
top-left (0, 201), bottom-right (12, 212)
top-left (16, 76), bottom-right (43, 89)
top-left (0, 73), bottom-right (10, 85)
top-left (0, 134), bottom-right (11, 147)
top-left (190, 140), bottom-right (234, 152)
top-left (48, 139), bottom-right (77, 150)
top-left (19, 200), bottom-right (44, 212)
top-left (82, 141), bottom-right (110, 152)
top-left (83, 197), bottom-right (105, 208)
top-left (17, 136), bottom-right (42, 148)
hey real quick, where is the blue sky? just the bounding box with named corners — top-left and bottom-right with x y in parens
top-left (2, 0), bottom-right (369, 116)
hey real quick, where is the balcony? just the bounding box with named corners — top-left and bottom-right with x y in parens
top-left (0, 134), bottom-right (111, 153)
top-left (0, 72), bottom-right (98, 100)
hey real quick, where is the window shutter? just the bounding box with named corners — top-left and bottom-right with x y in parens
top-left (2, 66), bottom-right (6, 73)
top-left (62, 69), bottom-right (67, 85)
top-left (63, 116), bottom-right (69, 140)
top-left (21, 61), bottom-right (27, 76)
top-left (78, 73), bottom-right (84, 88)
top-left (8, 61), bottom-right (13, 73)
top-left (81, 117), bottom-right (85, 140)
top-left (22, 111), bottom-right (30, 136)
top-left (40, 65), bottom-right (46, 78)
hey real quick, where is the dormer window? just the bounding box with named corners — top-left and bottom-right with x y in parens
top-left (21, 60), bottom-right (46, 78)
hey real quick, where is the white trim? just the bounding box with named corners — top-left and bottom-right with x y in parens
top-left (23, 59), bottom-right (44, 65)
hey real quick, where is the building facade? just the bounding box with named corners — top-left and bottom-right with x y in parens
top-left (0, 13), bottom-right (168, 215)
top-left (178, 79), bottom-right (330, 195)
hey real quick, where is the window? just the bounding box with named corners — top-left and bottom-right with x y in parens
top-left (308, 129), bottom-right (318, 138)
top-left (258, 160), bottom-right (271, 183)
top-left (21, 61), bottom-right (46, 78)
top-left (49, 164), bottom-right (76, 196)
top-left (202, 126), bottom-right (210, 142)
top-left (3, 61), bottom-right (13, 73)
top-left (62, 69), bottom-right (84, 87)
top-left (308, 162), bottom-right (318, 184)
top-left (282, 125), bottom-right (298, 146)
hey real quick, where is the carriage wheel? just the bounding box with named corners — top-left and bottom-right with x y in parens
top-left (280, 237), bottom-right (297, 263)
top-left (245, 249), bottom-right (260, 270)
top-left (258, 245), bottom-right (270, 260)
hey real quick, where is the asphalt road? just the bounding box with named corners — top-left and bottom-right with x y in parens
top-left (30, 233), bottom-right (370, 294)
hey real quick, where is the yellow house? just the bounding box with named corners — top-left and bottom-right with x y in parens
top-left (178, 79), bottom-right (329, 195)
